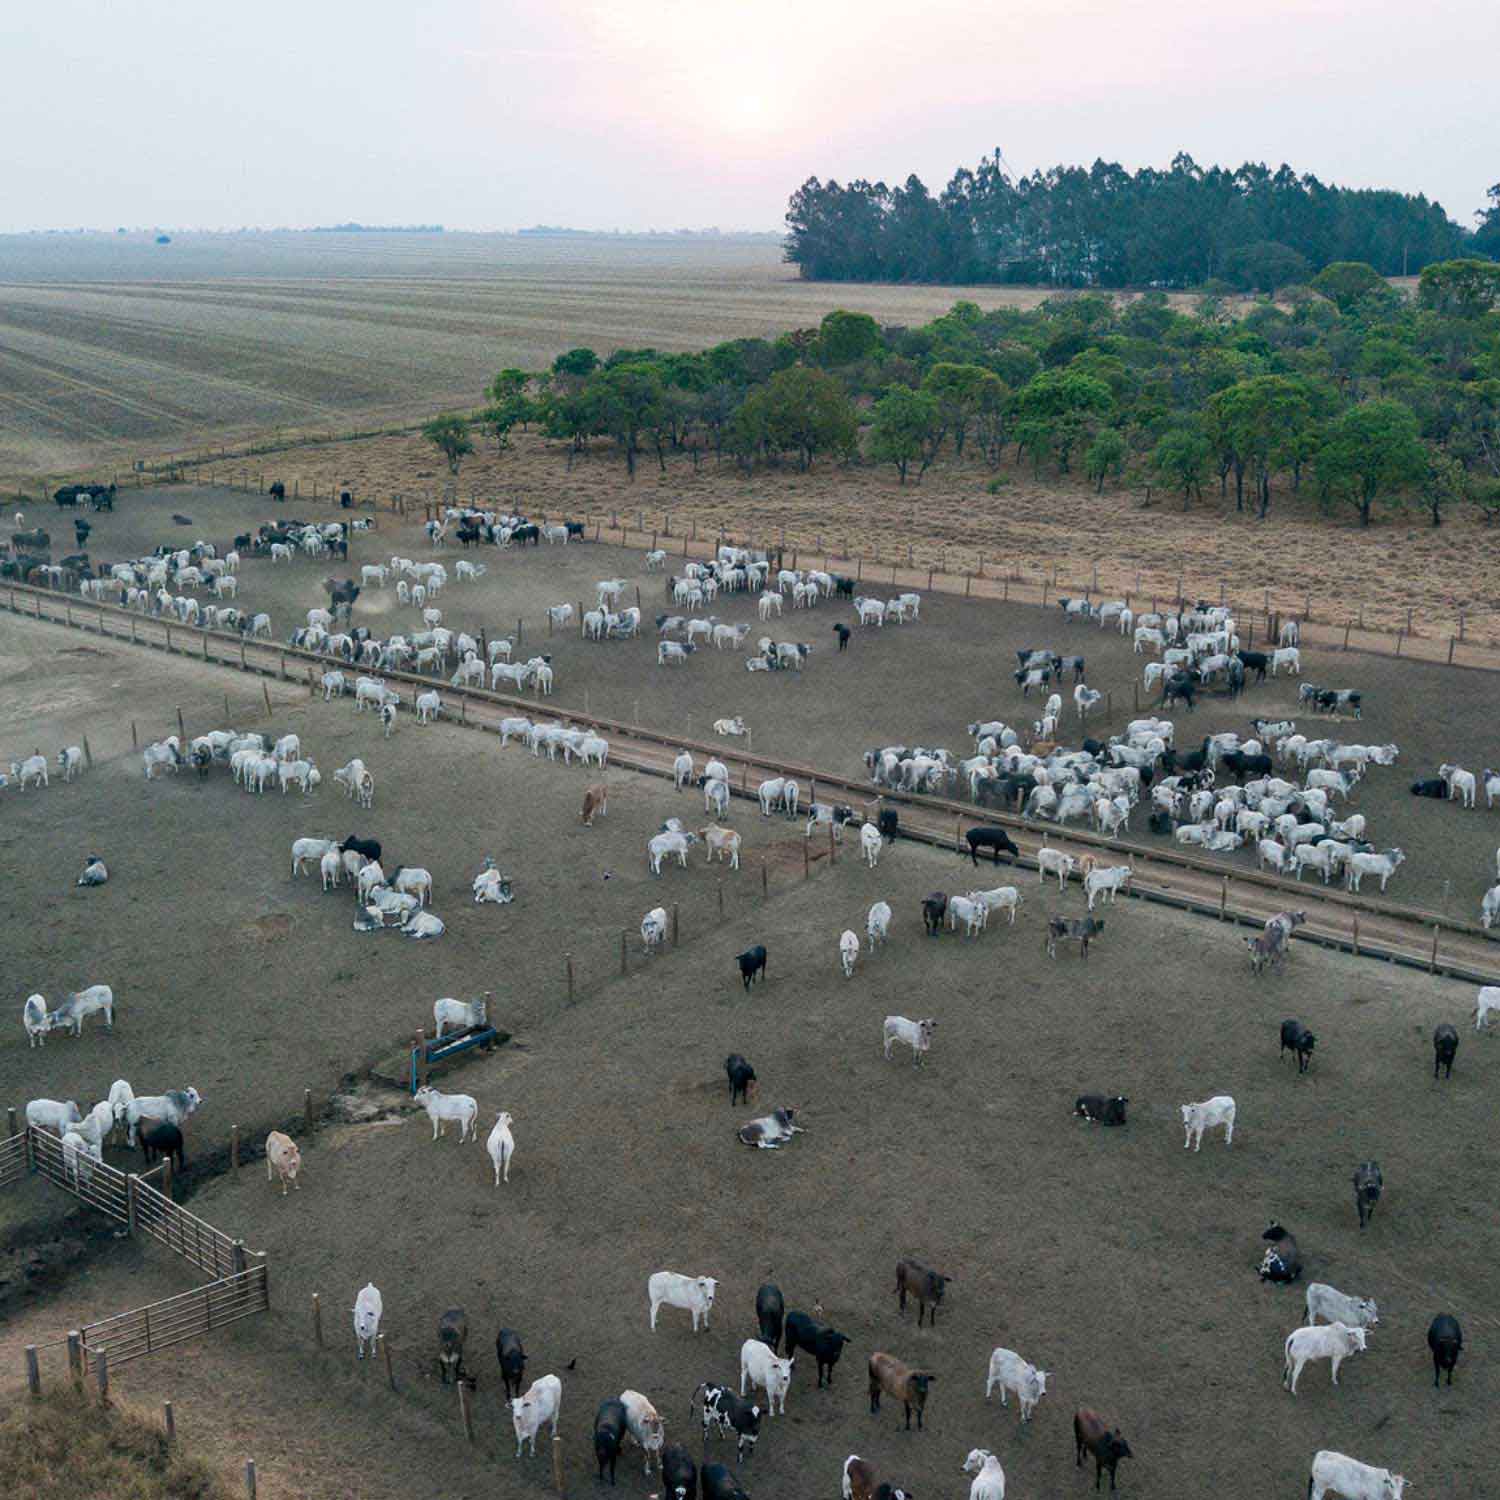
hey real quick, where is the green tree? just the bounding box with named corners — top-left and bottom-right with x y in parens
top-left (869, 386), bottom-right (941, 483)
top-left (1314, 399), bottom-right (1426, 525)
top-left (1417, 259), bottom-right (1500, 318)
top-left (754, 367), bottom-right (858, 470)
top-left (1085, 428), bottom-right (1128, 493)
top-left (1420, 446), bottom-right (1466, 527)
top-left (588, 363), bottom-right (666, 478)
top-left (921, 362), bottom-right (992, 456)
top-left (1310, 261), bottom-right (1388, 312)
top-left (971, 373), bottom-right (1011, 466)
top-left (478, 402), bottom-right (521, 452)
top-left (1204, 375), bottom-right (1316, 517)
top-left (818, 309), bottom-right (881, 366)
top-left (421, 413), bottom-right (473, 475)
top-left (487, 368), bottom-right (531, 403)
top-left (1151, 428), bottom-right (1213, 509)
top-left (552, 347), bottom-right (600, 379)
top-left (1011, 370), bottom-right (1113, 474)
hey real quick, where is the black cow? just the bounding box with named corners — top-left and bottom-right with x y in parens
top-left (594, 1397), bottom-right (628, 1485)
top-left (1258, 1222), bottom-right (1302, 1282)
top-left (139, 1119), bottom-right (185, 1171)
top-left (896, 1258), bottom-right (951, 1328)
top-left (456, 524), bottom-right (482, 548)
top-left (1162, 738), bottom-right (1211, 776)
top-left (496, 1327), bottom-right (526, 1399)
top-left (512, 523), bottom-right (540, 546)
top-left (661, 1444), bottom-right (698, 1500)
top-left (1236, 649), bottom-right (1269, 682)
top-left (965, 826), bottom-right (1018, 865)
top-left (1433, 1024), bottom-right (1459, 1079)
top-left (1410, 779), bottom-right (1447, 798)
top-left (691, 1384), bottom-right (761, 1463)
top-left (783, 1310), bottom-right (850, 1387)
top-left (12, 528), bottom-right (49, 552)
top-left (724, 1054), bottom-right (757, 1105)
top-left (701, 1463), bottom-right (750, 1500)
top-left (832, 623), bottom-right (850, 651)
top-left (339, 835), bottom-right (382, 864)
top-left (340, 489), bottom-right (353, 509)
top-left (73, 519), bottom-right (91, 547)
top-left (736, 946), bottom-right (767, 991)
top-left (1057, 654), bottom-right (1086, 682)
top-left (1161, 673), bottom-right (1196, 711)
top-left (1048, 916), bottom-right (1104, 959)
top-left (1427, 1314), bottom-right (1463, 1387)
top-left (1075, 1409), bottom-right (1133, 1494)
top-left (832, 575), bottom-right (855, 599)
top-left (922, 892), bottom-right (948, 935)
top-left (877, 809), bottom-right (898, 841)
top-left (1280, 1019), bottom-right (1317, 1073)
top-left (1073, 1094), bottom-right (1127, 1126)
top-left (1147, 808), bottom-right (1172, 836)
top-left (565, 520), bottom-right (586, 539)
top-left (89, 485), bottom-right (114, 511)
top-left (437, 1308), bottom-right (468, 1384)
top-left (754, 1284), bottom-right (784, 1353)
top-left (1353, 1160), bottom-right (1383, 1229)
top-left (53, 486), bottom-right (82, 508)
top-left (1222, 750), bottom-right (1273, 781)
top-left (269, 481), bottom-right (286, 501)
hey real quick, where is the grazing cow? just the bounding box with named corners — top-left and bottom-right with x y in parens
top-left (649, 1271), bottom-right (717, 1332)
top-left (437, 1308), bottom-right (469, 1385)
top-left (582, 782), bottom-right (609, 825)
top-left (737, 1108), bottom-right (803, 1149)
top-left (883, 1015), bottom-right (936, 1065)
top-left (784, 1310), bottom-right (849, 1388)
top-left (724, 1054), bottom-right (757, 1105)
top-left (496, 1328), bottom-right (527, 1401)
top-left (739, 1339), bottom-right (795, 1416)
top-left (1046, 915), bottom-right (1103, 959)
top-left (353, 1283), bottom-right (383, 1359)
top-left (1308, 1452), bottom-right (1406, 1500)
top-left (1433, 1023), bottom-right (1458, 1079)
top-left (896, 1259), bottom-right (951, 1327)
top-left (661, 1444), bottom-right (697, 1500)
top-left (1280, 1019), bottom-right (1317, 1073)
top-left (595, 1397), bottom-right (629, 1486)
top-left (868, 1352), bottom-right (936, 1431)
top-left (512, 1374), bottom-right (562, 1458)
top-left (1180, 1095), bottom-right (1235, 1150)
top-left (922, 892), bottom-right (948, 935)
top-left (1353, 1160), bottom-right (1382, 1229)
top-left (840, 929), bottom-right (860, 977)
top-left (620, 1389), bottom-right (665, 1474)
top-left (736, 945), bottom-right (767, 991)
top-left (1427, 1313), bottom-right (1463, 1387)
top-left (690, 1384), bottom-right (761, 1463)
top-left (755, 1283), bottom-right (785, 1353)
top-left (1283, 1322), bottom-right (1370, 1394)
top-left (265, 1131), bottom-right (301, 1194)
top-left (985, 1348), bottom-right (1049, 1422)
top-left (1074, 1094), bottom-right (1128, 1126)
top-left (1074, 1409), bottom-right (1132, 1492)
top-left (1259, 1222), bottom-right (1302, 1282)
top-left (46, 983), bottom-right (114, 1036)
top-left (965, 826), bottom-right (1019, 865)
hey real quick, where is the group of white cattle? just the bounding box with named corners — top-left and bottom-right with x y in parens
top-left (288, 836), bottom-right (447, 938)
top-left (1, 745), bottom-right (85, 793)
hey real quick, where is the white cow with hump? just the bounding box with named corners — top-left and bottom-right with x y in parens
top-left (648, 1271), bottom-right (716, 1332)
top-left (511, 1373), bottom-right (562, 1458)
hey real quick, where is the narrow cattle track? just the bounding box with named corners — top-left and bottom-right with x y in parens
top-left (8, 581), bottom-right (1499, 988)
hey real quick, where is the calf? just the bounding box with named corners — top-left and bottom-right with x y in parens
top-left (595, 1397), bottom-right (629, 1486)
top-left (724, 1054), bottom-right (757, 1105)
top-left (1427, 1313), bottom-right (1462, 1387)
top-left (867, 1352), bottom-right (936, 1431)
top-left (737, 1107), bottom-right (803, 1149)
top-left (739, 1338), bottom-right (795, 1415)
top-left (265, 1130), bottom-right (301, 1194)
top-left (437, 1308), bottom-right (469, 1385)
top-left (690, 1383), bottom-right (761, 1462)
top-left (1046, 915), bottom-right (1103, 959)
top-left (1280, 1019), bottom-right (1317, 1072)
top-left (755, 1283), bottom-right (784, 1352)
top-left (1433, 1023), bottom-right (1458, 1079)
top-left (22, 994), bottom-right (50, 1048)
top-left (783, 1310), bottom-right (849, 1388)
top-left (1353, 1160), bottom-right (1382, 1229)
top-left (1074, 1094), bottom-right (1128, 1126)
top-left (496, 1327), bottom-right (527, 1400)
top-left (1180, 1095), bottom-right (1235, 1150)
top-left (1074, 1409), bottom-right (1132, 1492)
top-left (1283, 1322), bottom-right (1369, 1394)
top-left (735, 945), bottom-right (767, 991)
top-left (895, 1258), bottom-right (951, 1328)
top-left (883, 1015), bottom-right (936, 1065)
top-left (922, 892), bottom-right (948, 935)
top-left (984, 1347), bottom-right (1049, 1422)
top-left (649, 1271), bottom-right (717, 1332)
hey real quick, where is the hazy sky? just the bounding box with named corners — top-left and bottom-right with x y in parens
top-left (3, 0), bottom-right (1494, 233)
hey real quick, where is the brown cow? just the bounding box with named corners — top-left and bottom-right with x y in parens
top-left (896, 1259), bottom-right (952, 1327)
top-left (582, 783), bottom-right (609, 825)
top-left (868, 1352), bottom-right (936, 1430)
top-left (265, 1131), bottom-right (302, 1195)
top-left (1074, 1408), bottom-right (1132, 1491)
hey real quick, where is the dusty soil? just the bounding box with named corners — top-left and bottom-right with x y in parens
top-left (2, 487), bottom-right (1497, 1499)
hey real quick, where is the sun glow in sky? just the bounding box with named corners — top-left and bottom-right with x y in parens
top-left (0, 0), bottom-right (1495, 232)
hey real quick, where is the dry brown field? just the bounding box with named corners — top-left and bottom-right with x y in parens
top-left (1, 485), bottom-right (1497, 1498)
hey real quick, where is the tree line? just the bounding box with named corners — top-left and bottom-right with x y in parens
top-left (422, 256), bottom-right (1500, 527)
top-left (784, 153), bottom-right (1491, 289)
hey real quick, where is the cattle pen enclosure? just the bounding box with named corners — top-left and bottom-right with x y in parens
top-left (2, 483), bottom-right (1498, 1499)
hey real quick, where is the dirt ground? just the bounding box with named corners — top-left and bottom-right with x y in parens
top-left (2, 489), bottom-right (1498, 1498)
top-left (22, 481), bottom-right (1498, 920)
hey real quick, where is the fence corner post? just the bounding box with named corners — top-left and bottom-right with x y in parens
top-left (96, 1348), bottom-right (109, 1405)
top-left (25, 1345), bottom-right (40, 1396)
top-left (68, 1331), bottom-right (82, 1386)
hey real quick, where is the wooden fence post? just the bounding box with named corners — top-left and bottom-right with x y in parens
top-left (231, 1126), bottom-right (239, 1172)
top-left (1219, 876), bottom-right (1228, 920)
top-left (263, 682), bottom-right (272, 716)
top-left (304, 1089), bottom-right (314, 1130)
top-left (1448, 638), bottom-right (1456, 664)
top-left (68, 1332), bottom-right (82, 1385)
top-left (176, 706), bottom-right (185, 741)
top-left (6, 1106), bottom-right (16, 1139)
top-left (620, 930), bottom-right (628, 976)
top-left (162, 1156), bottom-right (173, 1197)
top-left (717, 883), bottom-right (725, 922)
top-left (671, 904), bottom-right (680, 947)
top-left (127, 1174), bottom-right (138, 1235)
top-left (761, 858), bottom-right (768, 899)
top-left (829, 822), bottom-right (836, 865)
top-left (1351, 914), bottom-right (1360, 956)
top-left (1343, 621), bottom-right (1351, 651)
top-left (458, 1378), bottom-right (475, 1441)
top-left (96, 1349), bottom-right (109, 1404)
top-left (82, 735), bottom-right (93, 769)
top-left (312, 1292), bottom-right (323, 1347)
top-left (25, 1346), bottom-right (40, 1396)
top-left (244, 1459), bottom-right (256, 1499)
top-left (553, 1432), bottom-right (566, 1495)
top-left (164, 1401), bottom-right (175, 1441)
top-left (566, 954), bottom-right (575, 1004)
top-left (1430, 924), bottom-right (1440, 974)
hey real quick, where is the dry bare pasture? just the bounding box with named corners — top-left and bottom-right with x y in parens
top-left (1, 603), bottom-right (1495, 1500)
top-left (0, 232), bottom-right (1062, 483)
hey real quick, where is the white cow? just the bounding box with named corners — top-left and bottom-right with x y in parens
top-left (839, 929), bottom-right (860, 978)
top-left (739, 1339), bottom-right (794, 1416)
top-left (962, 1450), bottom-right (1007, 1500)
top-left (412, 1086), bottom-right (478, 1142)
top-left (984, 1349), bottom-right (1049, 1422)
top-left (620, 1389), bottom-right (664, 1474)
top-left (867, 900), bottom-right (892, 950)
top-left (1180, 1095), bottom-right (1236, 1151)
top-left (1308, 1452), bottom-right (1405, 1500)
top-left (354, 1283), bottom-right (383, 1359)
top-left (1474, 985), bottom-right (1500, 1031)
top-left (642, 906), bottom-right (669, 953)
top-left (511, 1374), bottom-right (562, 1458)
top-left (1036, 847), bottom-right (1076, 890)
top-left (860, 822), bottom-right (883, 868)
top-left (1283, 1322), bottom-right (1370, 1394)
top-left (487, 1112), bottom-right (515, 1185)
top-left (1084, 864), bottom-right (1131, 910)
top-left (968, 886), bottom-right (1022, 924)
top-left (883, 1015), bottom-right (935, 1064)
top-left (648, 1271), bottom-right (717, 1332)
top-left (23, 994), bottom-right (50, 1047)
top-left (1305, 1283), bottom-right (1379, 1330)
